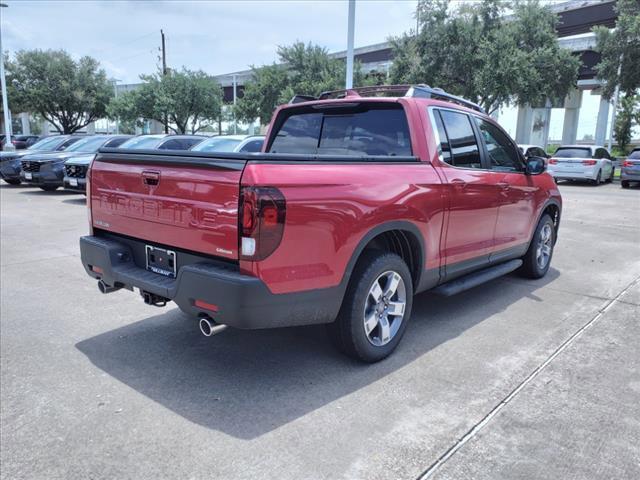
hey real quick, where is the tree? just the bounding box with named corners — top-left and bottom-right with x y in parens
top-left (107, 68), bottom-right (223, 134)
top-left (613, 93), bottom-right (640, 152)
top-left (235, 41), bottom-right (370, 126)
top-left (593, 0), bottom-right (640, 99)
top-left (389, 0), bottom-right (580, 113)
top-left (6, 49), bottom-right (113, 133)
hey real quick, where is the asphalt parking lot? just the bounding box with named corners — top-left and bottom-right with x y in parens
top-left (1, 181), bottom-right (639, 480)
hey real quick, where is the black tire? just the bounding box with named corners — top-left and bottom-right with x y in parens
top-left (2, 178), bottom-right (21, 185)
top-left (39, 185), bottom-right (59, 192)
top-left (519, 214), bottom-right (555, 279)
top-left (327, 251), bottom-right (413, 362)
top-left (592, 170), bottom-right (602, 186)
top-left (621, 180), bottom-right (630, 189)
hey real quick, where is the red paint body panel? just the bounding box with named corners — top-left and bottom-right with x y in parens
top-left (88, 94), bottom-right (562, 301)
top-left (239, 162), bottom-right (445, 294)
top-left (89, 160), bottom-right (241, 260)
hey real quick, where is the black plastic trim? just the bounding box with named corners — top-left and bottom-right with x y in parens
top-left (80, 235), bottom-right (342, 329)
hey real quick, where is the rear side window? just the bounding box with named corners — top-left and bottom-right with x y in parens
top-left (439, 110), bottom-right (482, 169)
top-left (474, 118), bottom-right (522, 172)
top-left (554, 148), bottom-right (591, 158)
top-left (269, 104), bottom-right (412, 157)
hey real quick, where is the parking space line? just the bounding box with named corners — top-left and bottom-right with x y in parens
top-left (417, 275), bottom-right (640, 480)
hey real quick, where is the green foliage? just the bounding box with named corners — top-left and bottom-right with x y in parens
top-left (107, 68), bottom-right (223, 134)
top-left (593, 0), bottom-right (640, 99)
top-left (235, 41), bottom-right (371, 125)
top-left (613, 92), bottom-right (640, 152)
top-left (389, 0), bottom-right (579, 113)
top-left (6, 49), bottom-right (113, 133)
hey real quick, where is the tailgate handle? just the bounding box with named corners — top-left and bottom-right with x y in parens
top-left (142, 170), bottom-right (160, 186)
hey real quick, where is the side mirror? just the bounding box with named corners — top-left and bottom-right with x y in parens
top-left (526, 156), bottom-right (546, 175)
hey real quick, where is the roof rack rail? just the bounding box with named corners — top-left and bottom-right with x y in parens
top-left (291, 84), bottom-right (486, 114)
top-left (289, 94), bottom-right (318, 104)
top-left (318, 85), bottom-right (414, 100)
top-left (408, 85), bottom-right (486, 114)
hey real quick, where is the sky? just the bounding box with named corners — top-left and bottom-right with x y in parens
top-left (1, 0), bottom-right (418, 83)
top-left (0, 0), bottom-right (622, 143)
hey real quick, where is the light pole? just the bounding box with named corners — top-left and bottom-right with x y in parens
top-left (112, 78), bottom-right (121, 134)
top-left (0, 2), bottom-right (15, 151)
top-left (345, 0), bottom-right (355, 89)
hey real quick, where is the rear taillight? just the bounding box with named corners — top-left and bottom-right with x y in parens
top-left (582, 159), bottom-right (597, 166)
top-left (239, 186), bottom-right (286, 260)
top-left (86, 161), bottom-right (93, 233)
top-left (622, 160), bottom-right (634, 167)
top-left (549, 158), bottom-right (558, 165)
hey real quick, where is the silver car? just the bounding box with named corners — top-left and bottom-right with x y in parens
top-left (621, 147), bottom-right (640, 189)
top-left (547, 145), bottom-right (614, 185)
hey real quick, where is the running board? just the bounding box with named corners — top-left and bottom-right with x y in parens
top-left (432, 259), bottom-right (523, 297)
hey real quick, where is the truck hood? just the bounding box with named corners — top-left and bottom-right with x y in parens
top-left (64, 154), bottom-right (95, 166)
top-left (0, 149), bottom-right (43, 162)
top-left (20, 151), bottom-right (90, 164)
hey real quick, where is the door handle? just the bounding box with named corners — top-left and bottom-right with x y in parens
top-left (142, 170), bottom-right (160, 186)
top-left (497, 182), bottom-right (509, 190)
top-left (450, 179), bottom-right (467, 189)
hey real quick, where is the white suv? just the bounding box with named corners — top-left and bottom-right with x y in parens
top-left (547, 145), bottom-right (614, 185)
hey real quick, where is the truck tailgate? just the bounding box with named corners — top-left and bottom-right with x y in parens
top-left (89, 151), bottom-right (246, 260)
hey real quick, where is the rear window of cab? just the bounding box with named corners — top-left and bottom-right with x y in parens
top-left (268, 103), bottom-right (412, 157)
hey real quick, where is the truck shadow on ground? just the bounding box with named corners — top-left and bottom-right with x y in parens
top-left (76, 268), bottom-right (559, 440)
top-left (18, 189), bottom-right (79, 196)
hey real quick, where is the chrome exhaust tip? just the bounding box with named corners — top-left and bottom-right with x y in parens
top-left (199, 317), bottom-right (227, 337)
top-left (98, 280), bottom-right (121, 294)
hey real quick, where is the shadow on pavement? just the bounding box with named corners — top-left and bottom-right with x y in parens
top-left (76, 268), bottom-right (559, 440)
top-left (18, 188), bottom-right (79, 196)
top-left (62, 197), bottom-right (87, 205)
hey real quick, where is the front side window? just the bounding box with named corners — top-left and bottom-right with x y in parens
top-left (439, 110), bottom-right (482, 169)
top-left (269, 104), bottom-right (412, 157)
top-left (474, 118), bottom-right (522, 172)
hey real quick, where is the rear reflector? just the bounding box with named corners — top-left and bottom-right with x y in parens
top-left (195, 300), bottom-right (219, 312)
top-left (91, 265), bottom-right (103, 274)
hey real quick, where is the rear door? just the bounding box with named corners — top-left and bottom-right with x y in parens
top-left (431, 108), bottom-right (499, 277)
top-left (89, 152), bottom-right (246, 260)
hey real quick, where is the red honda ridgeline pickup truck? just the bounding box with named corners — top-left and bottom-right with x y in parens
top-left (80, 85), bottom-right (561, 362)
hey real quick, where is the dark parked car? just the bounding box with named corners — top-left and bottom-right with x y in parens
top-left (10, 135), bottom-right (41, 150)
top-left (20, 135), bottom-right (130, 191)
top-left (117, 134), bottom-right (207, 151)
top-left (621, 147), bottom-right (640, 189)
top-left (0, 135), bottom-right (83, 185)
top-left (63, 135), bottom-right (132, 192)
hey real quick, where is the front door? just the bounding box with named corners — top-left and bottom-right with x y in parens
top-left (472, 117), bottom-right (538, 256)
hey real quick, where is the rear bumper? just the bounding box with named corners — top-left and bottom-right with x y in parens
top-left (79, 235), bottom-right (341, 329)
top-left (621, 170), bottom-right (640, 182)
top-left (548, 169), bottom-right (598, 181)
top-left (63, 176), bottom-right (87, 191)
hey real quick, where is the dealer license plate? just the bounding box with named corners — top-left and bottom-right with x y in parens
top-left (145, 245), bottom-right (176, 278)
